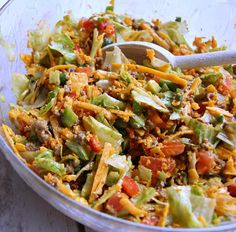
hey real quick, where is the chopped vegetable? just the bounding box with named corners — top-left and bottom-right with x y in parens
top-left (34, 150), bottom-right (66, 176)
top-left (132, 187), bottom-right (156, 206)
top-left (122, 175), bottom-right (140, 197)
top-left (92, 93), bottom-right (126, 110)
top-left (83, 116), bottom-right (123, 152)
top-left (65, 140), bottom-right (89, 161)
top-left (167, 186), bottom-right (202, 228)
top-left (61, 107), bottom-right (78, 128)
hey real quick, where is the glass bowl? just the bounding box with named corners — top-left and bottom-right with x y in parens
top-left (0, 0), bottom-right (236, 231)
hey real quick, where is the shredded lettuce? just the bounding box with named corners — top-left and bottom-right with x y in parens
top-left (34, 150), bottom-right (66, 176)
top-left (39, 87), bottom-right (59, 115)
top-left (65, 140), bottom-right (89, 161)
top-left (131, 87), bottom-right (169, 113)
top-left (103, 46), bottom-right (129, 68)
top-left (132, 187), bottom-right (156, 206)
top-left (28, 21), bottom-right (51, 63)
top-left (167, 186), bottom-right (202, 228)
top-left (83, 116), bottom-right (124, 152)
top-left (11, 73), bottom-right (29, 99)
top-left (92, 93), bottom-right (126, 110)
top-left (191, 194), bottom-right (216, 224)
top-left (183, 116), bottom-right (219, 145)
top-left (90, 28), bottom-right (104, 65)
top-left (49, 32), bottom-right (76, 63)
top-left (106, 153), bottom-right (131, 173)
top-left (217, 122), bottom-right (236, 150)
top-left (167, 186), bottom-right (216, 228)
top-left (81, 173), bottom-right (94, 198)
top-left (138, 165), bottom-right (152, 186)
top-left (159, 20), bottom-right (190, 48)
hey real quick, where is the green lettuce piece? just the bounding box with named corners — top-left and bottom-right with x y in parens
top-left (49, 70), bottom-right (61, 85)
top-left (217, 122), bottom-right (236, 150)
top-left (145, 80), bottom-right (161, 94)
top-left (183, 116), bottom-right (219, 145)
top-left (93, 185), bottom-right (118, 209)
top-left (65, 140), bottom-right (89, 161)
top-left (40, 87), bottom-right (59, 115)
top-left (34, 150), bottom-right (66, 176)
top-left (81, 173), bottom-right (94, 198)
top-left (103, 46), bottom-right (129, 68)
top-left (132, 187), bottom-right (156, 206)
top-left (106, 153), bottom-right (131, 173)
top-left (90, 28), bottom-right (104, 65)
top-left (167, 186), bottom-right (202, 228)
top-left (138, 165), bottom-right (152, 186)
top-left (190, 194), bottom-right (216, 224)
top-left (11, 73), bottom-right (29, 99)
top-left (28, 21), bottom-right (51, 63)
top-left (201, 72), bottom-right (221, 86)
top-left (131, 87), bottom-right (169, 113)
top-left (83, 116), bottom-right (123, 152)
top-left (159, 20), bottom-right (190, 48)
top-left (92, 93), bottom-right (126, 110)
top-left (49, 32), bottom-right (76, 63)
top-left (129, 115), bottom-right (145, 129)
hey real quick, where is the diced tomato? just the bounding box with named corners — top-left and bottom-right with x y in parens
top-left (88, 135), bottom-right (102, 153)
top-left (122, 176), bottom-right (140, 197)
top-left (139, 156), bottom-right (176, 185)
top-left (161, 141), bottom-right (185, 156)
top-left (105, 24), bottom-right (115, 36)
top-left (148, 111), bottom-right (166, 128)
top-left (82, 19), bottom-right (95, 31)
top-left (98, 21), bottom-right (108, 31)
top-left (76, 67), bottom-right (93, 77)
top-left (142, 216), bottom-right (158, 226)
top-left (69, 92), bottom-right (77, 99)
top-left (228, 183), bottom-right (236, 197)
top-left (106, 193), bottom-right (123, 213)
top-left (196, 151), bottom-right (214, 175)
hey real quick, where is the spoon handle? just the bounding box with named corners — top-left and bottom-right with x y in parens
top-left (174, 50), bottom-right (236, 69)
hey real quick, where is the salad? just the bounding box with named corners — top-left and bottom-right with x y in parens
top-left (2, 2), bottom-right (236, 228)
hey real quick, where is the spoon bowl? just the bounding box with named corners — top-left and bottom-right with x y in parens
top-left (103, 41), bottom-right (236, 69)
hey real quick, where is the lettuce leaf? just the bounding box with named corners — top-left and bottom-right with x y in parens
top-left (131, 87), bottom-right (169, 113)
top-left (90, 28), bottom-right (104, 65)
top-left (191, 194), bottom-right (216, 224)
top-left (167, 186), bottom-right (202, 228)
top-left (217, 122), bottom-right (236, 150)
top-left (83, 116), bottom-right (123, 152)
top-left (49, 32), bottom-right (76, 63)
top-left (34, 150), bottom-right (66, 176)
top-left (103, 46), bottom-right (129, 68)
top-left (183, 116), bottom-right (219, 145)
top-left (132, 187), bottom-right (156, 206)
top-left (28, 21), bottom-right (51, 63)
top-left (92, 93), bottom-right (126, 110)
top-left (11, 73), bottom-right (29, 99)
top-left (159, 20), bottom-right (190, 48)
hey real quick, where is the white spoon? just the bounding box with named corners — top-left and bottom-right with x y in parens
top-left (103, 41), bottom-right (236, 69)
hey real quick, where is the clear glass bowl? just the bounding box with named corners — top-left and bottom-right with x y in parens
top-left (0, 0), bottom-right (236, 231)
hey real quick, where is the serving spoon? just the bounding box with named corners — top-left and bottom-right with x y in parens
top-left (103, 41), bottom-right (236, 69)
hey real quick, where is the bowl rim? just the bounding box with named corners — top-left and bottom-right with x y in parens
top-left (1, 0), bottom-right (236, 231)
